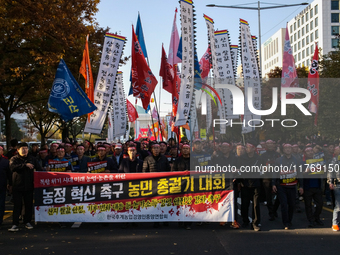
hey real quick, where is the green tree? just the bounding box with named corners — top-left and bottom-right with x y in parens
top-left (0, 0), bottom-right (101, 148)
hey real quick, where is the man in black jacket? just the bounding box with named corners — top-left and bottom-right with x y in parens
top-left (119, 145), bottom-right (143, 173)
top-left (8, 143), bottom-right (42, 232)
top-left (0, 145), bottom-right (12, 226)
top-left (142, 143), bottom-right (171, 172)
top-left (237, 141), bottom-right (262, 231)
top-left (172, 144), bottom-right (190, 172)
top-left (92, 145), bottom-right (118, 173)
top-left (260, 139), bottom-right (281, 221)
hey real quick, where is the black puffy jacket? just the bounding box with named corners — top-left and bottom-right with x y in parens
top-left (10, 154), bottom-right (42, 191)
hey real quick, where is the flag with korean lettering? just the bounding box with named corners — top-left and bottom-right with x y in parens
top-left (48, 59), bottom-right (97, 122)
top-left (131, 25), bottom-right (158, 110)
top-left (281, 24), bottom-right (298, 99)
top-left (307, 44), bottom-right (319, 126)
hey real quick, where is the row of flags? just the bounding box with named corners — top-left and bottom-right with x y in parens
top-left (47, 0), bottom-right (320, 141)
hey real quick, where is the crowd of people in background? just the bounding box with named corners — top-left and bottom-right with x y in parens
top-left (0, 136), bottom-right (340, 233)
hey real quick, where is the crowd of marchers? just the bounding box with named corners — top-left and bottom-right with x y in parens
top-left (0, 137), bottom-right (340, 232)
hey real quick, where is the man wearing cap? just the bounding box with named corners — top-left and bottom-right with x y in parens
top-left (302, 146), bottom-right (324, 227)
top-left (142, 142), bottom-right (171, 172)
top-left (272, 143), bottom-right (303, 229)
top-left (328, 146), bottom-right (340, 231)
top-left (119, 145), bottom-right (143, 173)
top-left (8, 143), bottom-right (42, 232)
top-left (260, 140), bottom-right (281, 221)
top-left (92, 145), bottom-right (118, 173)
top-left (112, 143), bottom-right (124, 167)
top-left (73, 145), bottom-right (92, 173)
top-left (237, 141), bottom-right (262, 231)
top-left (0, 144), bottom-right (11, 226)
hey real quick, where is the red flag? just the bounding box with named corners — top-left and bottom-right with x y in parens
top-left (126, 99), bottom-right (139, 122)
top-left (159, 44), bottom-right (174, 94)
top-left (281, 24), bottom-right (298, 99)
top-left (307, 44), bottom-right (319, 126)
top-left (199, 47), bottom-right (211, 82)
top-left (131, 25), bottom-right (158, 110)
top-left (79, 35), bottom-right (94, 122)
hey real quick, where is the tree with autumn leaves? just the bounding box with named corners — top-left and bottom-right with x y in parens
top-left (0, 0), bottom-right (128, 148)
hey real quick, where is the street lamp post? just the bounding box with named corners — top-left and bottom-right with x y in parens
top-left (207, 1), bottom-right (308, 74)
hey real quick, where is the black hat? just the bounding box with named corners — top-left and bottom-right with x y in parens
top-left (17, 142), bottom-right (28, 149)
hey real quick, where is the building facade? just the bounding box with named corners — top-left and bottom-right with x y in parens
top-left (261, 0), bottom-right (340, 77)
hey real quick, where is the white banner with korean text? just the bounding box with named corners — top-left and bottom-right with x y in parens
top-left (84, 33), bottom-right (126, 134)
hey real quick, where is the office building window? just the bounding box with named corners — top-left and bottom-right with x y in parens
top-left (298, 52), bottom-right (301, 61)
top-left (298, 19), bottom-right (300, 28)
top-left (306, 35), bottom-right (309, 44)
top-left (306, 12), bottom-right (309, 21)
top-left (311, 20), bottom-right (314, 30)
top-left (307, 59), bottom-right (310, 67)
top-left (298, 41), bottom-right (301, 50)
top-left (302, 27), bottom-right (305, 36)
top-left (290, 35), bottom-right (293, 43)
top-left (294, 33), bottom-right (297, 41)
top-left (311, 45), bottom-right (314, 54)
top-left (315, 29), bottom-right (319, 39)
top-left (311, 32), bottom-right (314, 41)
top-left (302, 38), bottom-right (305, 47)
top-left (276, 38), bottom-right (278, 53)
top-left (290, 25), bottom-right (293, 33)
top-left (331, 1), bottom-right (339, 10)
top-left (310, 8), bottom-right (313, 18)
top-left (306, 24), bottom-right (309, 33)
top-left (315, 4), bottom-right (318, 15)
top-left (302, 50), bottom-right (305, 59)
top-left (306, 47), bottom-right (309, 56)
top-left (302, 16), bottom-right (304, 25)
top-left (332, 38), bottom-right (339, 48)
top-left (315, 17), bottom-right (318, 27)
top-left (294, 22), bottom-right (296, 30)
top-left (332, 26), bottom-right (339, 35)
top-left (332, 13), bottom-right (339, 23)
top-left (294, 44), bottom-right (297, 52)
top-left (298, 30), bottom-right (301, 39)
top-left (294, 55), bottom-right (297, 62)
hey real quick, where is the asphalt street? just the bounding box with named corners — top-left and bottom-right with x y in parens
top-left (0, 197), bottom-right (339, 255)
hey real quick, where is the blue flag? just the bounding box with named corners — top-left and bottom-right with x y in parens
top-left (48, 59), bottom-right (97, 122)
top-left (129, 13), bottom-right (148, 95)
top-left (145, 104), bottom-right (150, 113)
top-left (177, 36), bottom-right (182, 60)
top-left (136, 13), bottom-right (148, 58)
